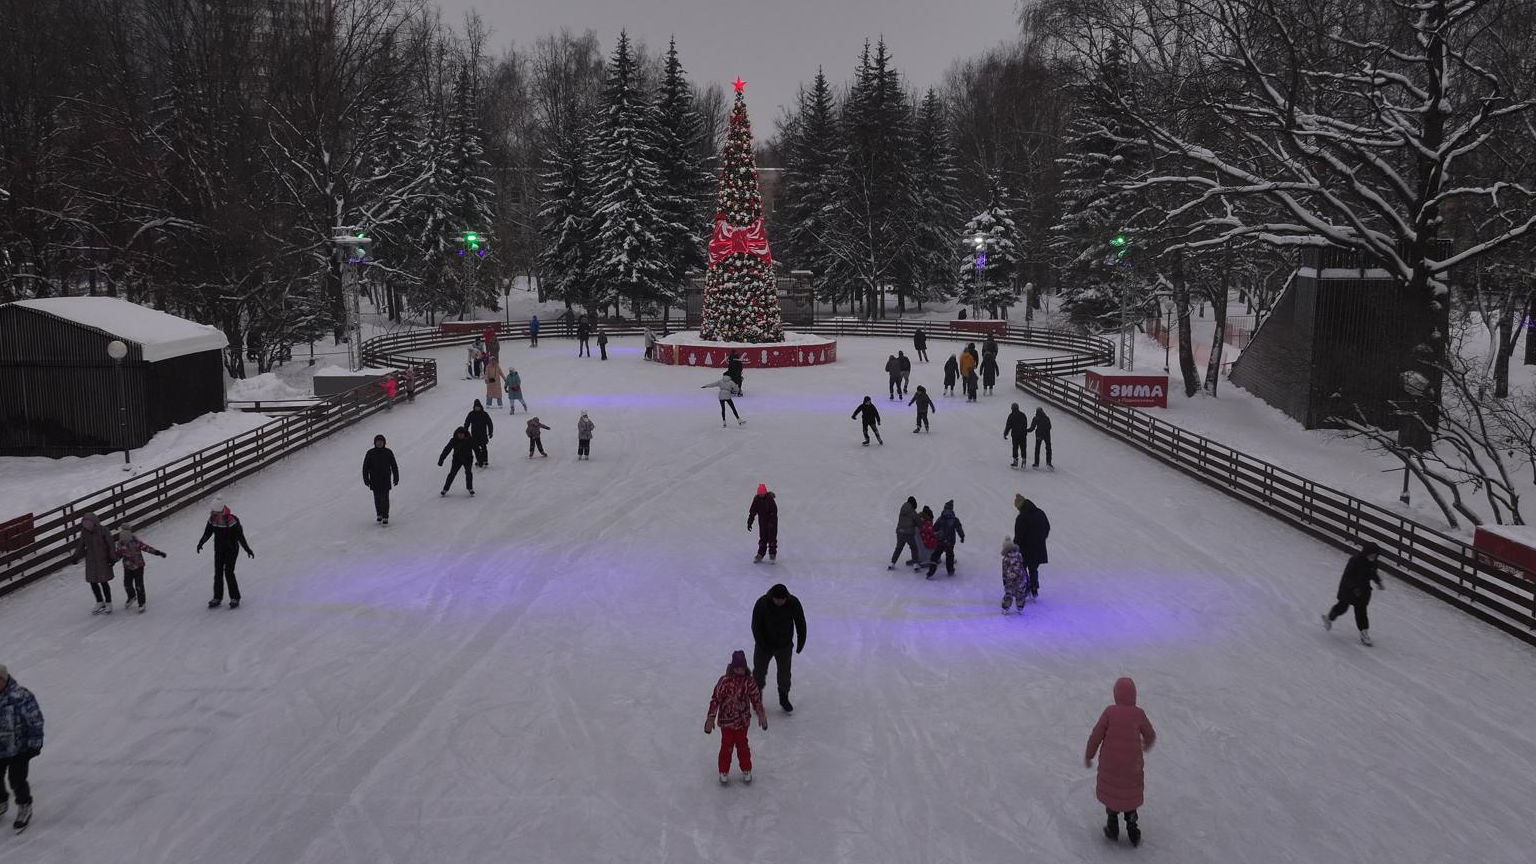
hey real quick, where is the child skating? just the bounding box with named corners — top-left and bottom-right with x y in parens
top-left (908, 386), bottom-right (934, 433)
top-left (1000, 538), bottom-right (1025, 614)
top-left (112, 527), bottom-right (166, 613)
top-left (1323, 541), bottom-right (1384, 645)
top-left (526, 417), bottom-right (551, 457)
top-left (852, 396), bottom-right (883, 445)
top-left (703, 374), bottom-right (744, 426)
top-left (1085, 677), bottom-right (1156, 847)
top-left (576, 411), bottom-right (594, 460)
top-left (704, 649), bottom-right (768, 785)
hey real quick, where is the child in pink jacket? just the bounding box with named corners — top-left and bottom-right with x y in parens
top-left (1085, 677), bottom-right (1156, 846)
top-left (704, 650), bottom-right (767, 785)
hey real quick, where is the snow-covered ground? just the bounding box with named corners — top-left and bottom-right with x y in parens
top-left (3, 334), bottom-right (1533, 864)
top-left (0, 411), bottom-right (273, 521)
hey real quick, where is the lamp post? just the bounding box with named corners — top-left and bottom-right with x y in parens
top-left (106, 339), bottom-right (131, 471)
top-left (333, 228), bottom-right (372, 371)
top-left (972, 234), bottom-right (986, 319)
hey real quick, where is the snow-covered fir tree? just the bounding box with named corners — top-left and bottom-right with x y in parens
top-left (587, 31), bottom-right (671, 317)
top-left (899, 88), bottom-right (963, 311)
top-left (444, 63), bottom-right (498, 314)
top-left (957, 179), bottom-right (1022, 317)
top-left (537, 106), bottom-right (602, 313)
top-left (775, 69), bottom-right (843, 310)
top-left (699, 81), bottom-right (783, 342)
top-left (652, 38), bottom-right (713, 306)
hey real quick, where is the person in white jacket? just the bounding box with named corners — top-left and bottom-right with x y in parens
top-left (702, 375), bottom-right (744, 427)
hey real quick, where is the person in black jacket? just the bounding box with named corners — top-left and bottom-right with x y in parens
top-left (726, 352), bottom-right (744, 394)
top-left (577, 316), bottom-right (591, 357)
top-left (748, 484), bottom-right (778, 563)
top-left (884, 355), bottom-right (902, 400)
top-left (596, 327), bottom-right (608, 360)
top-left (943, 355), bottom-right (959, 396)
top-left (1012, 495), bottom-right (1050, 598)
top-left (1004, 403), bottom-right (1030, 467)
top-left (1324, 541), bottom-right (1384, 645)
top-left (196, 500), bottom-right (255, 608)
top-left (362, 435), bottom-right (400, 524)
top-left (925, 500), bottom-right (965, 578)
top-left (889, 495), bottom-right (920, 568)
top-left (913, 327), bottom-right (928, 362)
top-left (438, 427), bottom-right (476, 496)
top-left (463, 400), bottom-right (494, 468)
top-left (980, 355), bottom-right (999, 395)
top-left (852, 396), bottom-right (883, 445)
top-left (1028, 407), bottom-right (1053, 468)
top-left (751, 583), bottom-right (806, 712)
top-left (897, 351), bottom-right (912, 397)
top-left (908, 386), bottom-right (935, 432)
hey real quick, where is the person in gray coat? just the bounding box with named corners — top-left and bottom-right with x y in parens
top-left (71, 512), bottom-right (116, 614)
top-left (576, 411), bottom-right (595, 460)
top-left (888, 496), bottom-right (921, 569)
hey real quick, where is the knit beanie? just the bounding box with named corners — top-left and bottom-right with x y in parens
top-left (729, 650), bottom-right (749, 674)
top-left (756, 483), bottom-right (767, 495)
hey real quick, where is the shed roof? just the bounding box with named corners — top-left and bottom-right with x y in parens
top-left (11, 298), bottom-right (229, 362)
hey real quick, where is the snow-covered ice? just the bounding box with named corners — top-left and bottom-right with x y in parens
top-left (2, 335), bottom-right (1533, 864)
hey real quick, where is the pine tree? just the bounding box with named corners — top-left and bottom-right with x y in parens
top-left (900, 88), bottom-right (963, 311)
top-left (652, 38), bottom-right (713, 309)
top-left (588, 31), bottom-right (671, 318)
top-left (775, 69), bottom-right (843, 309)
top-left (537, 107), bottom-right (601, 312)
top-left (699, 81), bottom-right (783, 342)
top-left (445, 63), bottom-right (498, 314)
top-left (958, 179), bottom-right (1023, 317)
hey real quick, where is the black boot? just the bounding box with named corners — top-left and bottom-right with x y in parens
top-left (1126, 812), bottom-right (1140, 847)
top-left (1103, 809), bottom-right (1119, 842)
top-left (780, 695), bottom-right (793, 713)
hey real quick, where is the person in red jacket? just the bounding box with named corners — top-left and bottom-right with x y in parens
top-left (1085, 677), bottom-right (1157, 847)
top-left (704, 650), bottom-right (767, 785)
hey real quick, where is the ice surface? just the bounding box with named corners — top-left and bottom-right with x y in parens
top-left (2, 335), bottom-right (1533, 864)
top-left (14, 297), bottom-right (228, 362)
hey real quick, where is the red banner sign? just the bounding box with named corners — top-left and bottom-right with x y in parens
top-left (1085, 371), bottom-right (1169, 409)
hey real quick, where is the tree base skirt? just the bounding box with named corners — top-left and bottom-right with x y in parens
top-left (653, 332), bottom-right (838, 368)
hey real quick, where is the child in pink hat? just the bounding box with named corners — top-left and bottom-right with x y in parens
top-left (704, 650), bottom-right (767, 785)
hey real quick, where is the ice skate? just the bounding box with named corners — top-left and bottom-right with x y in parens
top-left (469, 489), bottom-right (476, 495)
top-left (779, 696), bottom-right (792, 713)
top-left (229, 599), bottom-right (240, 609)
top-left (1010, 460), bottom-right (1018, 468)
top-left (13, 803), bottom-right (30, 833)
top-left (137, 604), bottom-right (146, 614)
top-left (381, 517), bottom-right (388, 525)
top-left (742, 771), bottom-right (752, 784)
top-left (737, 419), bottom-right (746, 426)
top-left (888, 563), bottom-right (896, 570)
top-left (719, 772), bottom-right (729, 785)
top-left (768, 554), bottom-right (776, 564)
top-left (1103, 812), bottom-right (1119, 842)
top-left (754, 554), bottom-right (763, 563)
top-left (102, 603), bottom-right (112, 615)
top-left (440, 489), bottom-right (447, 496)
top-left (1359, 630), bottom-right (1373, 646)
top-left (1321, 613), bottom-right (1332, 631)
top-left (1126, 816), bottom-right (1141, 847)
top-left (208, 599), bottom-right (222, 609)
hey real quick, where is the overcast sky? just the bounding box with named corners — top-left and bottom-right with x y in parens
top-left (433, 0), bottom-right (1022, 125)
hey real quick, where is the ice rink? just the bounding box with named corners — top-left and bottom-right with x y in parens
top-left (2, 333), bottom-right (1533, 864)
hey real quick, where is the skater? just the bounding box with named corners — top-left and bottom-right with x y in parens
top-left (747, 483), bottom-right (778, 563)
top-left (525, 417), bottom-right (551, 457)
top-left (1323, 541), bottom-right (1385, 645)
top-left (403, 366), bottom-right (417, 402)
top-left (702, 374), bottom-right (744, 426)
top-left (485, 329), bottom-right (500, 360)
top-left (471, 336), bottom-right (485, 378)
top-left (1013, 496), bottom-right (1050, 598)
top-left (959, 343), bottom-right (978, 384)
top-left (726, 352), bottom-right (744, 395)
top-left (644, 327), bottom-right (656, 361)
top-left (437, 427), bottom-right (476, 496)
top-left (1004, 403), bottom-right (1030, 467)
top-left (704, 650), bottom-right (767, 785)
top-left (852, 396), bottom-right (884, 446)
top-left (483, 356), bottom-right (503, 408)
top-left (897, 351), bottom-right (912, 396)
top-left (1029, 407), bottom-right (1053, 467)
top-left (964, 368), bottom-right (979, 403)
top-left (362, 434), bottom-right (400, 524)
top-left (915, 506), bottom-right (937, 569)
top-left (925, 500), bottom-right (965, 579)
top-left (0, 664), bottom-right (44, 833)
top-left (506, 367), bottom-right (528, 414)
top-left (196, 500), bottom-right (255, 608)
top-left (464, 399), bottom-right (495, 468)
top-left (943, 354), bottom-right (959, 396)
top-left (72, 512), bottom-right (115, 614)
top-left (528, 314), bottom-right (540, 347)
top-left (908, 385), bottom-right (935, 432)
top-left (913, 326), bottom-right (928, 362)
top-left (576, 411), bottom-right (595, 460)
top-left (888, 496), bottom-right (921, 569)
top-left (596, 327), bottom-right (609, 360)
top-left (465, 342), bottom-right (481, 379)
top-left (1000, 538), bottom-right (1026, 614)
top-left (980, 353), bottom-right (999, 395)
top-left (112, 526), bottom-right (166, 612)
top-left (577, 316), bottom-right (591, 357)
top-left (751, 583), bottom-right (806, 712)
top-left (982, 334), bottom-right (999, 366)
top-left (884, 354), bottom-right (902, 399)
top-left (381, 374), bottom-right (397, 409)
top-left (1085, 677), bottom-right (1156, 847)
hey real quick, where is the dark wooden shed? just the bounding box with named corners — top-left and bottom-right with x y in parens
top-left (0, 298), bottom-right (229, 456)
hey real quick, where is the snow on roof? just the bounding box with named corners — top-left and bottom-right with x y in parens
top-left (13, 297), bottom-right (229, 362)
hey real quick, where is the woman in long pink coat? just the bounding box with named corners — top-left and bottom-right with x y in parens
top-left (1085, 677), bottom-right (1156, 846)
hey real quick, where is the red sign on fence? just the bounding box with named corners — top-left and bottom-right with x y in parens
top-left (0, 514), bottom-right (35, 552)
top-left (1085, 370), bottom-right (1169, 409)
top-left (1473, 525), bottom-right (1536, 584)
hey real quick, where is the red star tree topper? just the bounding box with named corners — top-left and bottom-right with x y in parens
top-left (699, 80), bottom-right (783, 343)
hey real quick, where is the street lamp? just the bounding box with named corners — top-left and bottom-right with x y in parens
top-left (972, 235), bottom-right (987, 318)
top-left (106, 339), bottom-right (131, 471)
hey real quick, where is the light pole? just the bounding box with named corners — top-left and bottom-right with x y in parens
top-left (106, 340), bottom-right (131, 471)
top-left (333, 228), bottom-right (372, 371)
top-left (973, 234), bottom-right (986, 319)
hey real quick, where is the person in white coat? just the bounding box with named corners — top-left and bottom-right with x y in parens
top-left (702, 375), bottom-right (744, 426)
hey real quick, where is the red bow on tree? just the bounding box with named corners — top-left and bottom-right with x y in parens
top-left (707, 217), bottom-right (772, 266)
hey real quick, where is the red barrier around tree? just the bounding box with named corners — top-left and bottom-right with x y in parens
top-left (949, 320), bottom-right (1008, 336)
top-left (653, 336), bottom-right (838, 368)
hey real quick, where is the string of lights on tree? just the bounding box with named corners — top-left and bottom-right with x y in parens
top-left (698, 78), bottom-right (783, 343)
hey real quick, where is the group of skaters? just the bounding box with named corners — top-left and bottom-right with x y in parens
top-left (937, 337), bottom-right (1001, 402)
top-left (418, 401), bottom-right (594, 500)
top-left (705, 581), bottom-right (807, 785)
top-left (463, 331), bottom-right (529, 415)
top-left (70, 500), bottom-right (254, 614)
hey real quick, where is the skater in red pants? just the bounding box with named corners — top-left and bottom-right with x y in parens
top-left (704, 650), bottom-right (767, 785)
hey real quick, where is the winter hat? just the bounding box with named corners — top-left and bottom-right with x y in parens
top-left (211, 497), bottom-right (226, 514)
top-left (943, 500), bottom-right (954, 511)
top-left (756, 483), bottom-right (768, 496)
top-left (1360, 541), bottom-right (1382, 557)
top-left (580, 411), bottom-right (588, 418)
top-left (729, 650), bottom-right (749, 673)
top-left (906, 496), bottom-right (917, 509)
top-left (473, 399), bottom-right (484, 410)
top-left (1002, 537), bottom-right (1018, 554)
top-left (769, 583), bottom-right (789, 600)
top-left (374, 434), bottom-right (386, 445)
top-left (80, 512), bottom-right (100, 531)
top-left (117, 526), bottom-right (136, 543)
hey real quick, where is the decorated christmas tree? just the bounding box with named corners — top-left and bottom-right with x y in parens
top-left (699, 79), bottom-right (783, 343)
